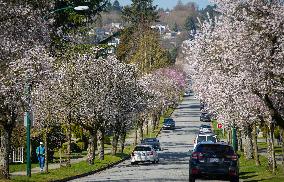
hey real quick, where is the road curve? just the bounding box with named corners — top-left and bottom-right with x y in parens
top-left (70, 95), bottom-right (205, 182)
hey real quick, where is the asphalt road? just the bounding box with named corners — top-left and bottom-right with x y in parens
top-left (70, 95), bottom-right (222, 182)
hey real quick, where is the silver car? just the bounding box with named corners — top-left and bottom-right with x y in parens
top-left (193, 133), bottom-right (218, 149)
top-left (131, 145), bottom-right (159, 165)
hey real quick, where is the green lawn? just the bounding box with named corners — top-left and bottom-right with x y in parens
top-left (239, 152), bottom-right (284, 181)
top-left (11, 153), bottom-right (129, 182)
top-left (258, 142), bottom-right (282, 155)
top-left (10, 163), bottom-right (39, 173)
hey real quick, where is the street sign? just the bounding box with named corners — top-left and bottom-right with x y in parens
top-left (217, 123), bottom-right (223, 129)
top-left (24, 112), bottom-right (33, 127)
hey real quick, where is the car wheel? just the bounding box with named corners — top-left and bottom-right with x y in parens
top-left (156, 159), bottom-right (159, 163)
top-left (230, 176), bottom-right (239, 182)
top-left (131, 162), bottom-right (136, 165)
top-left (189, 175), bottom-right (195, 182)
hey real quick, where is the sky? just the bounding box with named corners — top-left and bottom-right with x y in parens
top-left (113, 0), bottom-right (212, 10)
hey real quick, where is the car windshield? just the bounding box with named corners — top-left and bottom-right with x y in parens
top-left (134, 146), bottom-right (151, 151)
top-left (196, 144), bottom-right (234, 155)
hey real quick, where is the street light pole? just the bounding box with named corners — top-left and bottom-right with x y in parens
top-left (44, 6), bottom-right (89, 20)
top-left (23, 6), bottom-right (91, 177)
top-left (24, 82), bottom-right (32, 177)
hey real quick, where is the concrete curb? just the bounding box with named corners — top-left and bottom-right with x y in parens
top-left (51, 155), bottom-right (131, 182)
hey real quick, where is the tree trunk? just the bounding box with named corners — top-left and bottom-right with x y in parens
top-left (227, 128), bottom-right (232, 145)
top-left (145, 119), bottom-right (149, 136)
top-left (238, 129), bottom-right (243, 151)
top-left (281, 128), bottom-right (284, 173)
top-left (244, 125), bottom-right (253, 160)
top-left (59, 141), bottom-right (62, 167)
top-left (120, 124), bottom-right (126, 153)
top-left (112, 132), bottom-right (119, 155)
top-left (269, 123), bottom-right (276, 174)
top-left (0, 125), bottom-right (12, 179)
top-left (134, 128), bottom-right (137, 146)
top-left (66, 112), bottom-right (72, 167)
top-left (87, 129), bottom-right (96, 165)
top-left (44, 128), bottom-right (49, 173)
top-left (151, 113), bottom-right (156, 132)
top-left (138, 119), bottom-right (143, 142)
top-left (252, 123), bottom-right (260, 166)
top-left (139, 125), bottom-right (143, 142)
top-left (97, 127), bottom-right (105, 160)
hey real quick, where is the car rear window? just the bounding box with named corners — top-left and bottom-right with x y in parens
top-left (143, 138), bottom-right (156, 142)
top-left (196, 144), bottom-right (234, 155)
top-left (197, 136), bottom-right (206, 143)
top-left (164, 118), bottom-right (173, 123)
top-left (201, 125), bottom-right (211, 128)
top-left (207, 135), bottom-right (217, 142)
top-left (134, 146), bottom-right (151, 151)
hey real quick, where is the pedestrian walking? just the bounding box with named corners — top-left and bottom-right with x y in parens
top-left (36, 141), bottom-right (45, 172)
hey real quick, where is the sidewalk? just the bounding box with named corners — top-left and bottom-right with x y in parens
top-left (11, 132), bottom-right (137, 176)
top-left (11, 156), bottom-right (88, 176)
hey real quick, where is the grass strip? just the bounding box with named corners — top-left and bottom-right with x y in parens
top-left (239, 152), bottom-right (284, 181)
top-left (11, 151), bottom-right (131, 182)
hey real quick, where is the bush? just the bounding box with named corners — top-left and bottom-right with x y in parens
top-left (61, 142), bottom-right (82, 153)
top-left (77, 141), bottom-right (86, 151)
top-left (104, 136), bottom-right (111, 145)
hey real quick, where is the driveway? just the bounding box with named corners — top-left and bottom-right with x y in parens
top-left (70, 95), bottom-right (223, 182)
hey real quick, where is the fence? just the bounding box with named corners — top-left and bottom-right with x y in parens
top-left (10, 147), bottom-right (24, 163)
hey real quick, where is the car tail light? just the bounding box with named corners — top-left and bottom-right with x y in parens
top-left (191, 168), bottom-right (199, 174)
top-left (191, 152), bottom-right (204, 160)
top-left (229, 169), bottom-right (237, 176)
top-left (227, 154), bottom-right (238, 161)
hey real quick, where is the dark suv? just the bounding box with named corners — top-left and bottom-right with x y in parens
top-left (200, 112), bottom-right (211, 122)
top-left (141, 138), bottom-right (161, 151)
top-left (189, 142), bottom-right (239, 182)
top-left (163, 118), bottom-right (175, 130)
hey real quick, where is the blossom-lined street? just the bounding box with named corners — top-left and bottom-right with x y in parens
top-left (1, 0), bottom-right (284, 181)
top-left (70, 95), bottom-right (227, 182)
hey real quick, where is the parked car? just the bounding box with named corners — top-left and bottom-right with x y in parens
top-left (131, 145), bottom-right (159, 165)
top-left (199, 124), bottom-right (212, 133)
top-left (163, 118), bottom-right (175, 130)
top-left (193, 133), bottom-right (218, 149)
top-left (200, 112), bottom-right (211, 122)
top-left (189, 142), bottom-right (239, 182)
top-left (184, 91), bottom-right (190, 97)
top-left (141, 138), bottom-right (161, 151)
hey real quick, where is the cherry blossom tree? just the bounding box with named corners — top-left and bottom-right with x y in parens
top-left (137, 67), bottom-right (186, 141)
top-left (182, 0), bottom-right (284, 172)
top-left (0, 1), bottom-right (52, 178)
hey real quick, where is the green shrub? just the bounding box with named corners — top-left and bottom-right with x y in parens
top-left (104, 136), bottom-right (111, 145)
top-left (76, 141), bottom-right (86, 151)
top-left (61, 142), bottom-right (82, 153)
